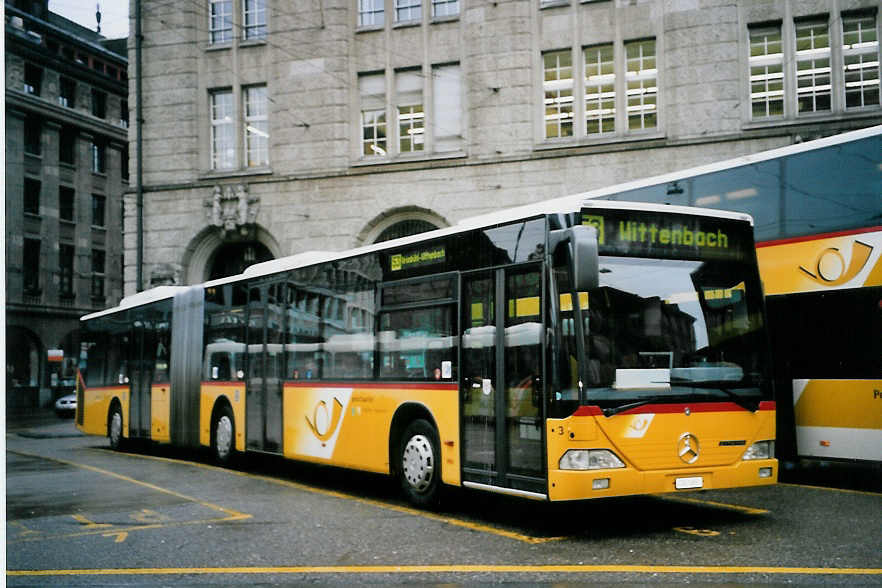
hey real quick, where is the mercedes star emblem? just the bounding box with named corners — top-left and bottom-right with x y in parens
top-left (678, 432), bottom-right (700, 464)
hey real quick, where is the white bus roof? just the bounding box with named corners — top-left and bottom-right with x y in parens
top-left (84, 126), bottom-right (879, 320)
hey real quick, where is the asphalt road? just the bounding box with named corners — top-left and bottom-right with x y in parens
top-left (5, 415), bottom-right (882, 585)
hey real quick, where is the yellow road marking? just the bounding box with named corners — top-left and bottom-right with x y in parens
top-left (6, 450), bottom-right (251, 544)
top-left (7, 564), bottom-right (882, 577)
top-left (102, 531), bottom-right (129, 543)
top-left (653, 494), bottom-right (770, 515)
top-left (92, 449), bottom-right (565, 544)
top-left (778, 483), bottom-right (882, 497)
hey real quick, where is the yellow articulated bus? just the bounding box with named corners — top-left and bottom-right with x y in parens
top-left (78, 198), bottom-right (777, 505)
top-left (593, 125), bottom-right (882, 464)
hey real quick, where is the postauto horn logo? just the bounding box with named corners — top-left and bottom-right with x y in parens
top-left (306, 397), bottom-right (344, 442)
top-left (799, 240), bottom-right (873, 287)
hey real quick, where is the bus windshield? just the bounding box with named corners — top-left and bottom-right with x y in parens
top-left (554, 209), bottom-right (772, 413)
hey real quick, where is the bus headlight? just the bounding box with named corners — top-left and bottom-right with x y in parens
top-left (742, 440), bottom-right (775, 460)
top-left (559, 449), bottom-right (625, 470)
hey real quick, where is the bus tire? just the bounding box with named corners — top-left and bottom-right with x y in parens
top-left (397, 419), bottom-right (441, 507)
top-left (211, 403), bottom-right (236, 465)
top-left (108, 402), bottom-right (124, 451)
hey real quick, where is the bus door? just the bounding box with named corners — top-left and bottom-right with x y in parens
top-left (461, 265), bottom-right (545, 495)
top-left (245, 280), bottom-right (285, 453)
top-left (128, 317), bottom-right (154, 438)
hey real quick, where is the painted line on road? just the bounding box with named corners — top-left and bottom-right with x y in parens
top-left (778, 483), bottom-right (881, 497)
top-left (8, 564), bottom-right (882, 577)
top-left (89, 448), bottom-right (566, 544)
top-left (652, 494), bottom-right (770, 515)
top-left (7, 450), bottom-right (251, 543)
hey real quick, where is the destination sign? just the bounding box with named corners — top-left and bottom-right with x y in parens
top-left (389, 245), bottom-right (447, 272)
top-left (582, 209), bottom-right (751, 261)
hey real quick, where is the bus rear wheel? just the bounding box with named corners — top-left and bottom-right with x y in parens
top-left (212, 404), bottom-right (236, 465)
top-left (108, 403), bottom-right (124, 451)
top-left (398, 419), bottom-right (441, 507)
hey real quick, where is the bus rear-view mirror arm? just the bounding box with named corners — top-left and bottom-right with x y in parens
top-left (549, 224), bottom-right (599, 292)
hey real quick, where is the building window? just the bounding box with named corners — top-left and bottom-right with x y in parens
top-left (91, 140), bottom-right (106, 174)
top-left (210, 0), bottom-right (233, 44)
top-left (211, 90), bottom-right (235, 170)
top-left (24, 238), bottom-right (41, 294)
top-left (59, 186), bottom-right (75, 222)
top-left (843, 14), bottom-right (880, 109)
top-left (795, 19), bottom-right (832, 114)
top-left (121, 146), bottom-right (130, 181)
top-left (625, 39), bottom-right (657, 130)
top-left (92, 194), bottom-right (106, 227)
top-left (91, 249), bottom-right (106, 298)
top-left (59, 77), bottom-right (75, 108)
top-left (59, 244), bottom-right (75, 298)
top-left (432, 63), bottom-right (463, 152)
top-left (375, 219), bottom-right (438, 243)
top-left (432, 0), bottom-right (459, 19)
top-left (243, 0), bottom-right (266, 40)
top-left (543, 50), bottom-right (574, 139)
top-left (91, 89), bottom-right (107, 118)
top-left (24, 116), bottom-right (42, 155)
top-left (24, 63), bottom-right (42, 95)
top-left (358, 0), bottom-right (384, 27)
top-left (59, 126), bottom-right (76, 164)
top-left (244, 85), bottom-right (269, 167)
top-left (584, 44), bottom-right (616, 136)
top-left (24, 178), bottom-right (41, 215)
top-left (396, 69), bottom-right (424, 152)
top-left (749, 24), bottom-right (785, 118)
top-left (359, 73), bottom-right (387, 157)
top-left (120, 100), bottom-right (129, 128)
top-left (395, 0), bottom-right (421, 23)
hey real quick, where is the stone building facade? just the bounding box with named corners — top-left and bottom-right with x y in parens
top-left (5, 1), bottom-right (128, 407)
top-left (133, 0), bottom-right (881, 294)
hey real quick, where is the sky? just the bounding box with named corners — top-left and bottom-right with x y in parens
top-left (48, 0), bottom-right (129, 40)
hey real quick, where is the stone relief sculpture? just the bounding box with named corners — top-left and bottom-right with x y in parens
top-left (204, 183), bottom-right (260, 237)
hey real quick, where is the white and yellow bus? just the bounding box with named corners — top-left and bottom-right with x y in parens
top-left (78, 197), bottom-right (777, 505)
top-left (595, 125), bottom-right (882, 464)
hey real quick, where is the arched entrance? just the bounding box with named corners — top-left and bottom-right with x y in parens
top-left (182, 225), bottom-right (282, 285)
top-left (357, 207), bottom-right (449, 246)
top-left (207, 241), bottom-right (274, 280)
top-left (6, 326), bottom-right (42, 408)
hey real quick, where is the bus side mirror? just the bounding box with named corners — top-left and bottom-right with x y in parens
top-left (549, 225), bottom-right (599, 291)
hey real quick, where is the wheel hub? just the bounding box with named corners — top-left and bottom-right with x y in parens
top-left (216, 415), bottom-right (233, 459)
top-left (402, 434), bottom-right (434, 492)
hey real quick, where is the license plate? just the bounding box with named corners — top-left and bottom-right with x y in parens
top-left (675, 476), bottom-right (703, 490)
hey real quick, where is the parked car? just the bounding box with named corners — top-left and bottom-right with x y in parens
top-left (54, 393), bottom-right (77, 418)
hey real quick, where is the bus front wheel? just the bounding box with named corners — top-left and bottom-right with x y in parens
top-left (397, 419), bottom-right (441, 507)
top-left (212, 404), bottom-right (236, 465)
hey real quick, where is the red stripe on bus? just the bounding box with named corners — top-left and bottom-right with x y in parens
top-left (756, 226), bottom-right (882, 248)
top-left (201, 381), bottom-right (244, 387)
top-left (284, 380), bottom-right (458, 391)
top-left (574, 401), bottom-right (774, 416)
top-left (82, 385), bottom-right (129, 392)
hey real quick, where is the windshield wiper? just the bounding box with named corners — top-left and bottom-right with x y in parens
top-left (602, 399), bottom-right (655, 418)
top-left (669, 379), bottom-right (760, 412)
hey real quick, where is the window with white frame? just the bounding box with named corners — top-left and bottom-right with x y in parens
top-left (358, 0), bottom-right (384, 27)
top-left (359, 73), bottom-right (387, 156)
top-left (748, 14), bottom-right (880, 121)
top-left (625, 39), bottom-right (657, 130)
top-left (543, 38), bottom-right (658, 142)
top-left (795, 19), bottom-right (832, 114)
top-left (432, 64), bottom-right (463, 152)
top-left (843, 13), bottom-right (880, 109)
top-left (358, 65), bottom-right (463, 159)
top-left (210, 0), bottom-right (233, 44)
top-left (243, 0), bottom-right (267, 40)
top-left (395, 0), bottom-right (421, 23)
top-left (543, 50), bottom-right (574, 139)
top-left (584, 44), bottom-right (615, 136)
top-left (244, 85), bottom-right (269, 167)
top-left (749, 25), bottom-right (785, 118)
top-left (211, 90), bottom-right (236, 170)
top-left (432, 0), bottom-right (459, 19)
top-left (396, 69), bottom-right (424, 152)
